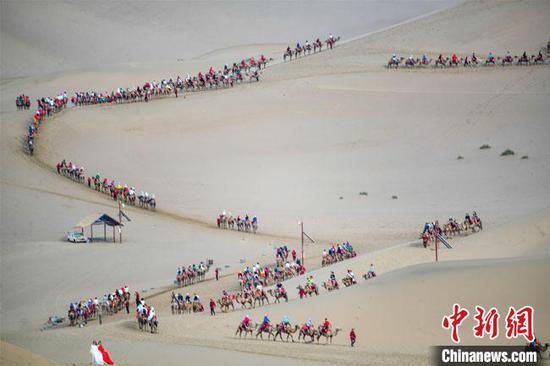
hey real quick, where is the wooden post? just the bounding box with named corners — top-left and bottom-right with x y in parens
top-left (301, 221), bottom-right (304, 265)
top-left (113, 226), bottom-right (116, 243)
top-left (90, 224), bottom-right (93, 242)
top-left (435, 234), bottom-right (439, 262)
top-left (118, 200), bottom-right (123, 244)
top-left (104, 223), bottom-right (107, 241)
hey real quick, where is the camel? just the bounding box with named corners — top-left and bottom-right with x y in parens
top-left (273, 324), bottom-right (300, 342)
top-left (255, 324), bottom-right (275, 340)
top-left (235, 322), bottom-right (257, 338)
top-left (217, 297), bottom-right (235, 312)
top-left (387, 57), bottom-right (403, 68)
top-left (148, 316), bottom-right (158, 334)
top-left (501, 55), bottom-right (514, 66)
top-left (192, 301), bottom-right (203, 312)
top-left (316, 326), bottom-right (342, 344)
top-left (138, 314), bottom-right (148, 332)
top-left (313, 40), bottom-right (323, 53)
top-left (182, 301), bottom-right (193, 314)
top-left (237, 293), bottom-right (253, 309)
top-left (443, 222), bottom-right (461, 237)
top-left (298, 325), bottom-right (318, 343)
top-left (253, 290), bottom-right (270, 307)
top-left (342, 277), bottom-right (356, 287)
top-left (68, 310), bottom-right (77, 326)
top-left (462, 219), bottom-right (482, 233)
top-left (434, 57), bottom-right (448, 68)
top-left (304, 283), bottom-right (319, 296)
top-left (322, 280), bottom-right (339, 291)
top-left (267, 289), bottom-right (288, 303)
top-left (171, 299), bottom-right (180, 315)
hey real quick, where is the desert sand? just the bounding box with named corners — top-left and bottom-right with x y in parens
top-left (1, 0), bottom-right (549, 365)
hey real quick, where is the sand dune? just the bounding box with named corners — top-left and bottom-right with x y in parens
top-left (0, 0), bottom-right (458, 78)
top-left (1, 1), bottom-right (549, 365)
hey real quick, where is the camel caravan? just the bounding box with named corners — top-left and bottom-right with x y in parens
top-left (25, 92), bottom-right (68, 156)
top-left (67, 286), bottom-right (131, 327)
top-left (170, 292), bottom-right (204, 315)
top-left (71, 55), bottom-right (269, 107)
top-left (216, 211), bottom-right (258, 233)
top-left (174, 262), bottom-right (210, 288)
top-left (321, 242), bottom-right (356, 266)
top-left (216, 281), bottom-right (290, 313)
top-left (238, 253), bottom-right (306, 290)
top-left (421, 211), bottom-right (483, 248)
top-left (387, 50), bottom-right (548, 69)
top-left (56, 160), bottom-right (157, 210)
top-left (323, 264), bottom-right (377, 292)
top-left (236, 314), bottom-right (341, 344)
top-left (22, 53), bottom-right (271, 158)
top-left (283, 33), bottom-right (340, 61)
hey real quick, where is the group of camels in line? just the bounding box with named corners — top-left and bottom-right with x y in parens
top-left (56, 160), bottom-right (156, 210)
top-left (217, 213), bottom-right (258, 234)
top-left (236, 321), bottom-right (341, 344)
top-left (283, 35), bottom-right (340, 61)
top-left (421, 212), bottom-right (483, 248)
top-left (67, 288), bottom-right (130, 327)
top-left (174, 263), bottom-right (210, 288)
top-left (216, 287), bottom-right (289, 313)
top-left (388, 51), bottom-right (548, 69)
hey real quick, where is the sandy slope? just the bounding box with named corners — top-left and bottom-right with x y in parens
top-left (0, 341), bottom-right (66, 366)
top-left (1, 0), bottom-right (550, 365)
top-left (0, 0), bottom-right (458, 78)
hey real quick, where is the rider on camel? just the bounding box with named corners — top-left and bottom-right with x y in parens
top-left (242, 314), bottom-right (251, 328)
top-left (451, 53), bottom-right (458, 64)
top-left (281, 315), bottom-right (290, 331)
top-left (304, 318), bottom-right (313, 332)
top-left (368, 263), bottom-right (376, 278)
top-left (346, 269), bottom-right (356, 284)
top-left (321, 318), bottom-right (331, 335)
top-left (260, 314), bottom-right (270, 331)
top-left (330, 270), bottom-right (336, 284)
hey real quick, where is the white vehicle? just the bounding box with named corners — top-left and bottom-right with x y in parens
top-left (66, 231), bottom-right (88, 243)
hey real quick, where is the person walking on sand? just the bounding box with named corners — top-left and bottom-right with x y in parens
top-left (350, 328), bottom-right (357, 347)
top-left (97, 302), bottom-right (103, 325)
top-left (210, 298), bottom-right (216, 316)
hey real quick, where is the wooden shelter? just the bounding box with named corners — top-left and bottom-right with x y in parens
top-left (75, 213), bottom-right (123, 243)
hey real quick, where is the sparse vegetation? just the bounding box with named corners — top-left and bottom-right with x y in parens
top-left (521, 155), bottom-right (529, 159)
top-left (501, 149), bottom-right (515, 156)
top-left (457, 155), bottom-right (464, 160)
top-left (479, 144), bottom-right (491, 150)
top-left (359, 192), bottom-right (368, 196)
